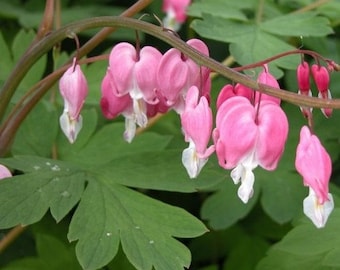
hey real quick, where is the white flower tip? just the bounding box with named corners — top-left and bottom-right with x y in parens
top-left (133, 99), bottom-right (148, 128)
top-left (163, 11), bottom-right (181, 32)
top-left (234, 168), bottom-right (255, 204)
top-left (303, 192), bottom-right (334, 228)
top-left (124, 118), bottom-right (136, 143)
top-left (238, 183), bottom-right (254, 204)
top-left (59, 112), bottom-right (82, 144)
top-left (182, 146), bottom-right (208, 178)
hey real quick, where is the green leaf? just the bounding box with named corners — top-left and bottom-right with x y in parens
top-left (68, 180), bottom-right (208, 270)
top-left (98, 150), bottom-right (226, 192)
top-left (260, 12), bottom-right (333, 37)
top-left (258, 167), bottom-right (306, 224)
top-left (191, 14), bottom-right (299, 75)
top-left (1, 234), bottom-right (82, 270)
top-left (188, 0), bottom-right (250, 21)
top-left (272, 209), bottom-right (340, 256)
top-left (0, 31), bottom-right (13, 82)
top-left (201, 179), bottom-right (260, 230)
top-left (256, 249), bottom-right (331, 270)
top-left (61, 122), bottom-right (173, 166)
top-left (257, 209), bottom-right (340, 270)
top-left (0, 156), bottom-right (85, 227)
top-left (12, 29), bottom-right (46, 96)
top-left (224, 235), bottom-right (269, 270)
top-left (12, 101), bottom-right (58, 157)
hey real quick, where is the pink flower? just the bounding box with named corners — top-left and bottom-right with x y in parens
top-left (255, 64), bottom-right (281, 105)
top-left (295, 126), bottom-right (333, 228)
top-left (59, 57), bottom-right (88, 143)
top-left (0, 165), bottom-right (11, 180)
top-left (162, 0), bottom-right (191, 31)
top-left (216, 83), bottom-right (253, 109)
top-left (157, 38), bottom-right (211, 113)
top-left (100, 70), bottom-right (143, 143)
top-left (213, 96), bottom-right (288, 203)
top-left (297, 61), bottom-right (312, 117)
top-left (311, 64), bottom-right (332, 118)
top-left (107, 42), bottom-right (163, 141)
top-left (180, 86), bottom-right (215, 178)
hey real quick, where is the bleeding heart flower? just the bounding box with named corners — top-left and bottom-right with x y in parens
top-left (107, 42), bottom-right (165, 142)
top-left (213, 96), bottom-right (288, 203)
top-left (216, 83), bottom-right (253, 110)
top-left (311, 64), bottom-right (332, 118)
top-left (255, 64), bottom-right (281, 105)
top-left (180, 86), bottom-right (215, 178)
top-left (295, 125), bottom-right (334, 228)
top-left (162, 0), bottom-right (191, 31)
top-left (59, 57), bottom-right (88, 143)
top-left (297, 61), bottom-right (313, 118)
top-left (157, 38), bottom-right (211, 113)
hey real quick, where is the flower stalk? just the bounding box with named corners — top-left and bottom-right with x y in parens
top-left (0, 15), bottom-right (339, 156)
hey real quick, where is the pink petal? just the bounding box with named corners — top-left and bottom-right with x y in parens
top-left (297, 61), bottom-right (311, 92)
top-left (109, 42), bottom-right (136, 96)
top-left (100, 70), bottom-right (132, 119)
top-left (135, 46), bottom-right (162, 104)
top-left (59, 58), bottom-right (88, 119)
top-left (215, 97), bottom-right (257, 169)
top-left (181, 86), bottom-right (213, 156)
top-left (157, 48), bottom-right (190, 106)
top-left (163, 0), bottom-right (191, 23)
top-left (311, 64), bottom-right (330, 93)
top-left (0, 165), bottom-right (11, 180)
top-left (255, 101), bottom-right (289, 170)
top-left (255, 64), bottom-right (281, 105)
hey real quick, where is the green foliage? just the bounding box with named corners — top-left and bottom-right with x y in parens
top-left (0, 152), bottom-right (208, 270)
top-left (190, 0), bottom-right (333, 77)
top-left (0, 29), bottom-right (46, 94)
top-left (1, 233), bottom-right (82, 270)
top-left (0, 0), bottom-right (340, 269)
top-left (257, 208), bottom-right (340, 270)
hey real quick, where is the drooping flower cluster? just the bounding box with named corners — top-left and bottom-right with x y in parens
top-left (297, 61), bottom-right (332, 118)
top-left (213, 65), bottom-right (289, 203)
top-left (99, 38), bottom-right (213, 177)
top-left (100, 38), bottom-right (211, 144)
top-left (55, 34), bottom-right (336, 229)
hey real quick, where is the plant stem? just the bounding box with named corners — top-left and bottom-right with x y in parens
top-left (2, 16), bottom-right (340, 110)
top-left (293, 0), bottom-right (331, 13)
top-left (0, 16), bottom-right (340, 156)
top-left (0, 225), bottom-right (26, 254)
top-left (255, 0), bottom-right (265, 24)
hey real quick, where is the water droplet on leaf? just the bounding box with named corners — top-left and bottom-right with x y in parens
top-left (60, 191), bottom-right (70, 197)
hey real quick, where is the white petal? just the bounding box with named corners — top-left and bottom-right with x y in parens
top-left (124, 117), bottom-right (136, 143)
top-left (230, 165), bottom-right (244, 185)
top-left (59, 111), bottom-right (82, 144)
top-left (303, 188), bottom-right (334, 228)
top-left (237, 169), bottom-right (255, 204)
top-left (162, 9), bottom-right (181, 32)
top-left (132, 98), bottom-right (147, 127)
top-left (182, 144), bottom-right (208, 179)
